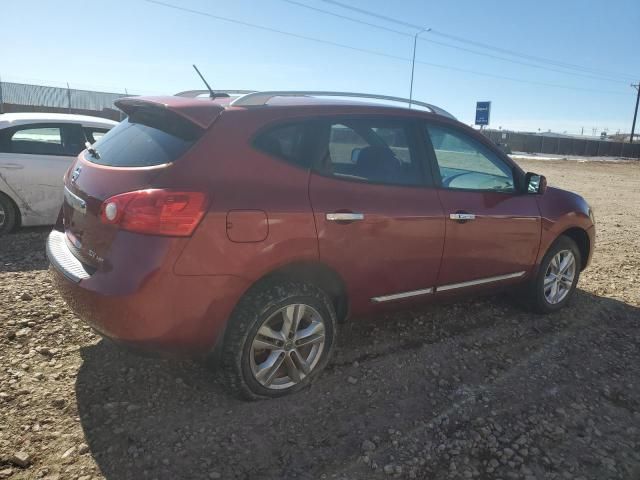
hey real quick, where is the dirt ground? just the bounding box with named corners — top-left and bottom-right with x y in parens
top-left (1, 158), bottom-right (639, 480)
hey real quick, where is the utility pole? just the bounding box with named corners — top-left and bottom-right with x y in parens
top-left (409, 28), bottom-right (430, 108)
top-left (631, 82), bottom-right (639, 144)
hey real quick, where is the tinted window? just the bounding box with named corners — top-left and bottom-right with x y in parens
top-left (87, 109), bottom-right (201, 167)
top-left (426, 125), bottom-right (514, 192)
top-left (253, 123), bottom-right (307, 166)
top-left (323, 119), bottom-right (422, 186)
top-left (1, 126), bottom-right (65, 155)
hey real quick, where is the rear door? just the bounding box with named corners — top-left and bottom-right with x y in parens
top-left (308, 117), bottom-right (445, 313)
top-left (0, 123), bottom-right (82, 223)
top-left (422, 122), bottom-right (541, 291)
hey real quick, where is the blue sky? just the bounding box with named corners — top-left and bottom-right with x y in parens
top-left (1, 0), bottom-right (638, 133)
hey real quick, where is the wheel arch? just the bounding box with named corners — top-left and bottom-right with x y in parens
top-left (247, 260), bottom-right (350, 323)
top-left (0, 190), bottom-right (22, 230)
top-left (558, 226), bottom-right (590, 271)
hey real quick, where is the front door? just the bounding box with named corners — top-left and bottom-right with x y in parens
top-left (308, 117), bottom-right (445, 313)
top-left (423, 122), bottom-right (541, 290)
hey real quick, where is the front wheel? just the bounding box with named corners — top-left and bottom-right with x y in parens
top-left (219, 279), bottom-right (336, 400)
top-left (526, 235), bottom-right (582, 314)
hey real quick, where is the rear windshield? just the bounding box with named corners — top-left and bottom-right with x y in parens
top-left (86, 108), bottom-right (202, 167)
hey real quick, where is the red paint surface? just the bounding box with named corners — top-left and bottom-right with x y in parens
top-left (50, 97), bottom-right (595, 355)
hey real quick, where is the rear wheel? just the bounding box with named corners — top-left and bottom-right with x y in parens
top-left (526, 236), bottom-right (581, 314)
top-left (219, 279), bottom-right (336, 399)
top-left (0, 193), bottom-right (17, 236)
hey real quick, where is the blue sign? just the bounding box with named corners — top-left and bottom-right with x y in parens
top-left (475, 101), bottom-right (491, 126)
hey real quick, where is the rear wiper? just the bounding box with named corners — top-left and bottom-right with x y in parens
top-left (84, 141), bottom-right (100, 160)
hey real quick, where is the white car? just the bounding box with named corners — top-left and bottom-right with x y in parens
top-left (0, 113), bottom-right (117, 234)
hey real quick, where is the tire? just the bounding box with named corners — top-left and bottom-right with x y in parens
top-left (219, 278), bottom-right (337, 400)
top-left (526, 235), bottom-right (582, 314)
top-left (0, 193), bottom-right (18, 236)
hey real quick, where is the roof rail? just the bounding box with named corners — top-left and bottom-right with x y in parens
top-left (174, 89), bottom-right (456, 120)
top-left (175, 89), bottom-right (255, 98)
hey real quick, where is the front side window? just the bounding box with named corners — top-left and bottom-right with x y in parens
top-left (426, 124), bottom-right (515, 192)
top-left (7, 126), bottom-right (64, 155)
top-left (322, 119), bottom-right (422, 186)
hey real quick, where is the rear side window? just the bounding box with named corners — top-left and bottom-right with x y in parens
top-left (253, 123), bottom-right (307, 166)
top-left (322, 119), bottom-right (422, 186)
top-left (87, 109), bottom-right (201, 167)
top-left (0, 125), bottom-right (65, 155)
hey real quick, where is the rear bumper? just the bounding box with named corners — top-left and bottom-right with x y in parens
top-left (46, 230), bottom-right (249, 356)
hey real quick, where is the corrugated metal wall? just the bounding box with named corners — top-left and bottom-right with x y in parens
top-left (0, 81), bottom-right (129, 121)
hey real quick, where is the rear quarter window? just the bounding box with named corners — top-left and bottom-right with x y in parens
top-left (87, 109), bottom-right (201, 167)
top-left (253, 123), bottom-right (309, 167)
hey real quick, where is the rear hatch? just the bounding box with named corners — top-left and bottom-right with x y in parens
top-left (62, 96), bottom-right (224, 269)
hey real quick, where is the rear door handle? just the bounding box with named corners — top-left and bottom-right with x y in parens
top-left (0, 163), bottom-right (24, 169)
top-left (326, 212), bottom-right (364, 222)
top-left (450, 211), bottom-right (476, 223)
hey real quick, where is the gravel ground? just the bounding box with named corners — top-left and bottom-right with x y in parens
top-left (1, 158), bottom-right (639, 480)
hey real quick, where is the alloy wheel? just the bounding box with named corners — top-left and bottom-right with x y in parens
top-left (543, 249), bottom-right (576, 304)
top-left (250, 303), bottom-right (326, 390)
top-left (0, 203), bottom-right (5, 227)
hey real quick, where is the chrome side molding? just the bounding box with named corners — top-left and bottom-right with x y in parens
top-left (436, 271), bottom-right (526, 292)
top-left (372, 287), bottom-right (433, 303)
top-left (370, 271), bottom-right (526, 302)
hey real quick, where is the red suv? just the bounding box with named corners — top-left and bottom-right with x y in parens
top-left (47, 91), bottom-right (595, 399)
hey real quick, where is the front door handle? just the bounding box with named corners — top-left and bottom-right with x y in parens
top-left (326, 212), bottom-right (364, 222)
top-left (450, 211), bottom-right (476, 223)
top-left (0, 163), bottom-right (24, 169)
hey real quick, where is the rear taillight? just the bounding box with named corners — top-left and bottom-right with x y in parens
top-left (100, 189), bottom-right (208, 236)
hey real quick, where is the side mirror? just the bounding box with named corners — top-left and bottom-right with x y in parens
top-left (525, 172), bottom-right (547, 194)
top-left (351, 147), bottom-right (362, 163)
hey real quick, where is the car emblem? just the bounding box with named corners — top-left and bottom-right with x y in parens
top-left (71, 166), bottom-right (82, 183)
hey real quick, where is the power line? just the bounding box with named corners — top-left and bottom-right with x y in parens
top-left (321, 0), bottom-right (422, 30)
top-left (283, 0), bottom-right (410, 37)
top-left (284, 0), bottom-right (629, 85)
top-left (413, 58), bottom-right (628, 96)
top-left (429, 30), bottom-right (637, 82)
top-left (142, 0), bottom-right (629, 96)
top-left (143, 0), bottom-right (407, 63)
top-left (320, 0), bottom-right (637, 82)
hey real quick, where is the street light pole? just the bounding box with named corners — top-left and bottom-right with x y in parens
top-left (409, 28), bottom-right (430, 108)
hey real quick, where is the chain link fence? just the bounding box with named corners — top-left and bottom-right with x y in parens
top-left (0, 81), bottom-right (131, 121)
top-left (482, 129), bottom-right (640, 159)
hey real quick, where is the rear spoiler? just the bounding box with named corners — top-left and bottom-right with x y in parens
top-left (114, 96), bottom-right (225, 130)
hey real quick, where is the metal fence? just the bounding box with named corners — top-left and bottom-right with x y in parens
top-left (482, 129), bottom-right (640, 159)
top-left (2, 81), bottom-right (639, 159)
top-left (0, 81), bottom-right (130, 121)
